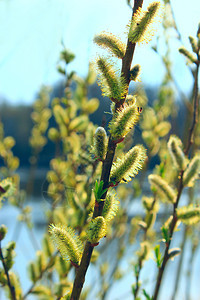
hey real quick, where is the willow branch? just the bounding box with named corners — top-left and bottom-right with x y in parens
top-left (153, 52), bottom-right (200, 300)
top-left (70, 1), bottom-right (144, 299)
top-left (153, 170), bottom-right (184, 300)
top-left (184, 60), bottom-right (199, 155)
top-left (0, 241), bottom-right (16, 300)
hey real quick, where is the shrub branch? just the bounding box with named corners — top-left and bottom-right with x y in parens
top-left (153, 45), bottom-right (200, 300)
top-left (70, 1), bottom-right (144, 299)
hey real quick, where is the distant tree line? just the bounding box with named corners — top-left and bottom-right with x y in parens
top-left (0, 80), bottom-right (186, 167)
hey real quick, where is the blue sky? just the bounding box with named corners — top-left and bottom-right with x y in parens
top-left (0, 0), bottom-right (199, 104)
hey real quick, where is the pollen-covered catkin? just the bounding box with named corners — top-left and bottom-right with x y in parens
top-left (109, 102), bottom-right (140, 140)
top-left (96, 57), bottom-right (127, 101)
top-left (128, 1), bottom-right (162, 44)
top-left (94, 32), bottom-right (126, 59)
top-left (177, 205), bottom-right (200, 225)
top-left (179, 47), bottom-right (197, 64)
top-left (110, 145), bottom-right (147, 184)
top-left (49, 224), bottom-right (83, 265)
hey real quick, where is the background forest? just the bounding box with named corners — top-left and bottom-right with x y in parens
top-left (0, 0), bottom-right (200, 300)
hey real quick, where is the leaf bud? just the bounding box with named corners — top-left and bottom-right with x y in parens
top-left (168, 248), bottom-right (181, 261)
top-left (130, 64), bottom-right (141, 81)
top-left (0, 225), bottom-right (7, 241)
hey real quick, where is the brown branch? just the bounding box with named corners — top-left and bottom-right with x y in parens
top-left (70, 1), bottom-right (144, 299)
top-left (0, 241), bottom-right (16, 300)
top-left (153, 51), bottom-right (200, 300)
top-left (153, 170), bottom-right (184, 300)
top-left (184, 60), bottom-right (199, 155)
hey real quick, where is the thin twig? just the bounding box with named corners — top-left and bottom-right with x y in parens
top-left (184, 61), bottom-right (199, 155)
top-left (153, 170), bottom-right (184, 300)
top-left (153, 50), bottom-right (200, 300)
top-left (0, 241), bottom-right (16, 300)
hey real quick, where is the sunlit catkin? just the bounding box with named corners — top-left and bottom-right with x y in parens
top-left (179, 47), bottom-right (197, 64)
top-left (109, 102), bottom-right (140, 141)
top-left (94, 32), bottom-right (126, 59)
top-left (96, 57), bottom-right (127, 101)
top-left (128, 1), bottom-right (162, 44)
top-left (49, 224), bottom-right (83, 266)
top-left (102, 192), bottom-right (119, 222)
top-left (110, 145), bottom-right (147, 184)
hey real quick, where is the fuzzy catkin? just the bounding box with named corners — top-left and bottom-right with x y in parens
top-left (183, 155), bottom-right (200, 187)
top-left (168, 135), bottom-right (187, 170)
top-left (148, 174), bottom-right (176, 203)
top-left (94, 32), bottom-right (126, 59)
top-left (102, 192), bottom-right (119, 222)
top-left (49, 224), bottom-right (83, 265)
top-left (96, 57), bottom-right (127, 101)
top-left (109, 102), bottom-right (140, 140)
top-left (93, 127), bottom-right (108, 161)
top-left (128, 1), bottom-right (162, 44)
top-left (86, 216), bottom-right (107, 244)
top-left (110, 145), bottom-right (147, 184)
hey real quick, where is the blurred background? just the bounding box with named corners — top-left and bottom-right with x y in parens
top-left (0, 0), bottom-right (200, 166)
top-left (0, 0), bottom-right (200, 104)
